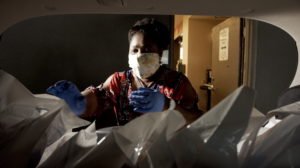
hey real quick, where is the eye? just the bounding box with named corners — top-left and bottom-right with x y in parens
top-left (131, 48), bottom-right (138, 54)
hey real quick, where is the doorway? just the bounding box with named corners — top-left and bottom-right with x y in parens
top-left (210, 17), bottom-right (244, 108)
top-left (174, 16), bottom-right (244, 112)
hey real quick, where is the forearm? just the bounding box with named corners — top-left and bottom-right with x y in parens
top-left (77, 90), bottom-right (98, 118)
top-left (175, 104), bottom-right (201, 126)
top-left (163, 97), bottom-right (201, 126)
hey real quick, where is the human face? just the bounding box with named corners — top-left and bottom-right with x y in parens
top-left (129, 33), bottom-right (163, 57)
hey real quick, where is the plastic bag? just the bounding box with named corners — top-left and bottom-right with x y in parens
top-left (0, 70), bottom-right (90, 167)
top-left (6, 68), bottom-right (299, 167)
top-left (245, 102), bottom-right (300, 168)
top-left (166, 86), bottom-right (255, 168)
top-left (73, 86), bottom-right (255, 168)
top-left (37, 122), bottom-right (97, 168)
top-left (140, 127), bottom-right (176, 168)
top-left (237, 107), bottom-right (265, 153)
top-left (72, 108), bottom-right (186, 167)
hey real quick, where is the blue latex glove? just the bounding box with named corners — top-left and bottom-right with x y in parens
top-left (129, 87), bottom-right (165, 113)
top-left (46, 80), bottom-right (86, 115)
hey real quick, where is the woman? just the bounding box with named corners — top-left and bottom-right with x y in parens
top-left (47, 18), bottom-right (202, 127)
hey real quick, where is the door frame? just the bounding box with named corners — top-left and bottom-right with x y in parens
top-left (243, 19), bottom-right (258, 89)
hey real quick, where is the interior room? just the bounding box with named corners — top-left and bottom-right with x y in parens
top-left (172, 15), bottom-right (297, 113)
top-left (0, 14), bottom-right (297, 115)
top-left (1, 0), bottom-right (300, 167)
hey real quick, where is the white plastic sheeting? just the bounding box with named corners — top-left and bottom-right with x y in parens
top-left (246, 103), bottom-right (300, 168)
top-left (1, 69), bottom-right (300, 167)
top-left (0, 70), bottom-right (90, 167)
top-left (37, 122), bottom-right (97, 168)
top-left (70, 82), bottom-right (256, 167)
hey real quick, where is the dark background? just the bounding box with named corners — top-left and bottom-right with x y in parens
top-left (0, 14), bottom-right (174, 94)
top-left (0, 15), bottom-right (298, 115)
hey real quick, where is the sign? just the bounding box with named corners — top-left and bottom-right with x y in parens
top-left (219, 27), bottom-right (229, 61)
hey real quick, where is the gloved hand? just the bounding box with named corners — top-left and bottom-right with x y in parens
top-left (46, 80), bottom-right (86, 115)
top-left (129, 87), bottom-right (165, 113)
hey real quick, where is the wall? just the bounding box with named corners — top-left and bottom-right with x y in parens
top-left (182, 16), bottom-right (224, 111)
top-left (174, 15), bottom-right (183, 29)
top-left (173, 39), bottom-right (180, 70)
top-left (0, 14), bottom-right (173, 94)
top-left (182, 15), bottom-right (190, 75)
top-left (181, 17), bottom-right (298, 113)
top-left (174, 21), bottom-right (183, 40)
top-left (254, 21), bottom-right (298, 114)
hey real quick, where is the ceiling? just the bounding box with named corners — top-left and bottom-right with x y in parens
top-left (1, 0), bottom-right (300, 86)
top-left (174, 15), bottom-right (229, 28)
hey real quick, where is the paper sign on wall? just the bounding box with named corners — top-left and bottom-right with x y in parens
top-left (219, 27), bottom-right (229, 61)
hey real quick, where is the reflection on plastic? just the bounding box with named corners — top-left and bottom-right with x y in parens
top-left (2, 69), bottom-right (300, 167)
top-left (244, 102), bottom-right (300, 168)
top-left (73, 108), bottom-right (186, 167)
top-left (72, 86), bottom-right (256, 168)
top-left (0, 70), bottom-right (90, 168)
top-left (37, 122), bottom-right (97, 168)
top-left (167, 86), bottom-right (255, 168)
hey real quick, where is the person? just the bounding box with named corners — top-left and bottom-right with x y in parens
top-left (47, 18), bottom-right (202, 127)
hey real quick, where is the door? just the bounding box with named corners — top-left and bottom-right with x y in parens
top-left (211, 17), bottom-right (242, 107)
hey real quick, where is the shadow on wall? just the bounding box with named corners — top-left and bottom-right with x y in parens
top-left (0, 14), bottom-right (173, 94)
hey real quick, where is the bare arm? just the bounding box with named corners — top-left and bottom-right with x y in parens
top-left (77, 75), bottom-right (113, 118)
top-left (162, 76), bottom-right (201, 126)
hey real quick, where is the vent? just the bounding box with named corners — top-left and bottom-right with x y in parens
top-left (97, 0), bottom-right (128, 7)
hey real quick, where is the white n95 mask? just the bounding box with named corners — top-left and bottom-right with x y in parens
top-left (128, 53), bottom-right (160, 79)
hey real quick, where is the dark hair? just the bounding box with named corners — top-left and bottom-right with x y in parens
top-left (128, 18), bottom-right (170, 50)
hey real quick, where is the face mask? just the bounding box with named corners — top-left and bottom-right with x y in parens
top-left (128, 53), bottom-right (160, 79)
